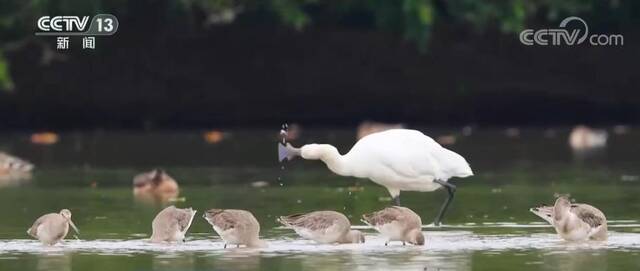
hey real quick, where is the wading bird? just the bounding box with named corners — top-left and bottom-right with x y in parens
top-left (150, 206), bottom-right (197, 243)
top-left (278, 211), bottom-right (365, 244)
top-left (27, 209), bottom-right (79, 245)
top-left (279, 129), bottom-right (473, 225)
top-left (203, 209), bottom-right (267, 248)
top-left (362, 206), bottom-right (424, 246)
top-left (530, 196), bottom-right (607, 241)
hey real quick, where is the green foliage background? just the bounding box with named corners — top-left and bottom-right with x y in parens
top-left (0, 0), bottom-right (630, 92)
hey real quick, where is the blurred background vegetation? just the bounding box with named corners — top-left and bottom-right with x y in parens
top-left (0, 0), bottom-right (638, 129)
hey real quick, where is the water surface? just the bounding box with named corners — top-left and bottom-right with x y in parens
top-left (0, 128), bottom-right (639, 270)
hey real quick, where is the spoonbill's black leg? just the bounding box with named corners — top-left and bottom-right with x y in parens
top-left (393, 196), bottom-right (401, 206)
top-left (433, 179), bottom-right (456, 226)
top-left (224, 243), bottom-right (228, 249)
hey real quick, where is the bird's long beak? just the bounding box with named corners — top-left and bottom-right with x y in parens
top-left (278, 143), bottom-right (301, 162)
top-left (68, 219), bottom-right (80, 234)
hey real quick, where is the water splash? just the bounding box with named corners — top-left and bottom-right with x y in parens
top-left (3, 231), bottom-right (639, 255)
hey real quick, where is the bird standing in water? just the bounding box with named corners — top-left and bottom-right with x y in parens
top-left (27, 209), bottom-right (79, 245)
top-left (362, 206), bottom-right (424, 246)
top-left (278, 210), bottom-right (365, 244)
top-left (150, 206), bottom-right (197, 243)
top-left (203, 209), bottom-right (267, 248)
top-left (530, 196), bottom-right (607, 241)
top-left (279, 129), bottom-right (473, 225)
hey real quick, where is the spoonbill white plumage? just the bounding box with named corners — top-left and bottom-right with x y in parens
top-left (279, 129), bottom-right (473, 225)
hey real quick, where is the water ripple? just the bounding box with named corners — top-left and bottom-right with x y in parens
top-left (1, 231), bottom-right (638, 255)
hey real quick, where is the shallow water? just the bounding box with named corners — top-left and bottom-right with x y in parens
top-left (0, 128), bottom-right (639, 270)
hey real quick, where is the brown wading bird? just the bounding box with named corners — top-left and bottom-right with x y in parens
top-left (278, 211), bottom-right (365, 244)
top-left (27, 209), bottom-right (80, 245)
top-left (150, 206), bottom-right (197, 243)
top-left (133, 169), bottom-right (179, 204)
top-left (530, 196), bottom-right (607, 241)
top-left (362, 206), bottom-right (425, 246)
top-left (203, 209), bottom-right (267, 248)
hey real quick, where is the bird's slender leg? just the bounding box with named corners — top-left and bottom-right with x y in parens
top-left (385, 241), bottom-right (389, 246)
top-left (237, 244), bottom-right (240, 248)
top-left (433, 179), bottom-right (456, 226)
top-left (224, 243), bottom-right (228, 249)
top-left (393, 196), bottom-right (401, 206)
top-left (402, 241), bottom-right (406, 246)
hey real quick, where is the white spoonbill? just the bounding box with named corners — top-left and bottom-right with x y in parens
top-left (278, 129), bottom-right (473, 225)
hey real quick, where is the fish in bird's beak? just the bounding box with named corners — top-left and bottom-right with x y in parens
top-left (68, 219), bottom-right (80, 234)
top-left (278, 143), bottom-right (301, 162)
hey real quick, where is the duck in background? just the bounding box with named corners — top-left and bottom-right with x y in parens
top-left (356, 121), bottom-right (404, 140)
top-left (0, 152), bottom-right (34, 184)
top-left (569, 125), bottom-right (608, 161)
top-left (569, 125), bottom-right (608, 151)
top-left (133, 169), bottom-right (180, 204)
